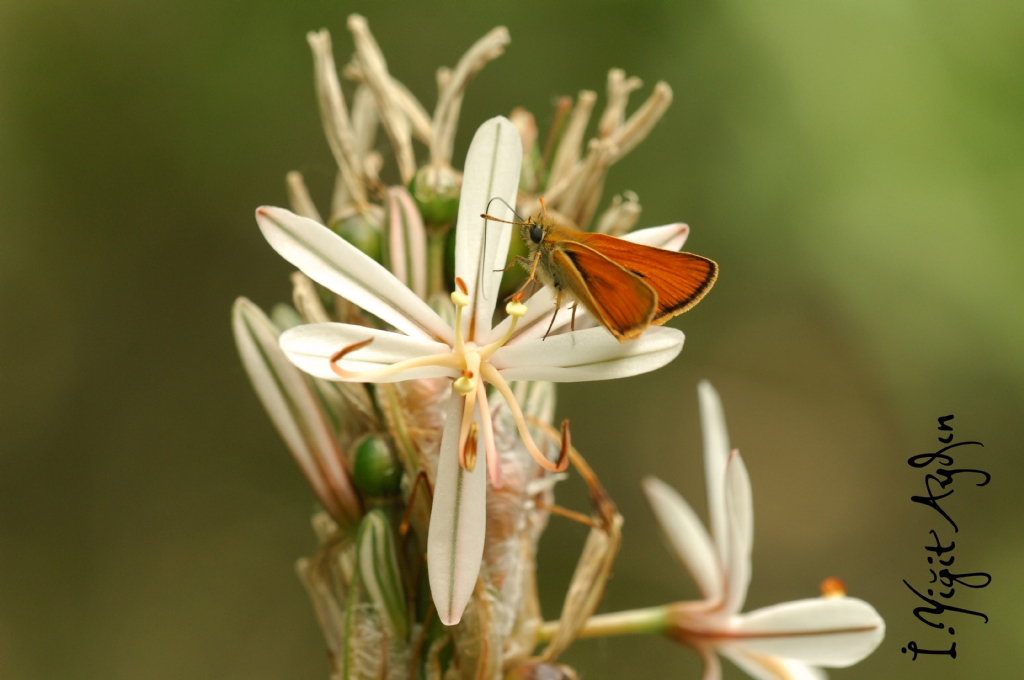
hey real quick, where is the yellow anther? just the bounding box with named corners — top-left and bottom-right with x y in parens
top-left (453, 369), bottom-right (476, 396)
top-left (451, 290), bottom-right (470, 307)
top-left (506, 299), bottom-right (528, 318)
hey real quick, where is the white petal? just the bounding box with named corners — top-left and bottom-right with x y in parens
top-left (727, 598), bottom-right (885, 667)
top-left (724, 450), bottom-right (753, 615)
top-left (641, 477), bottom-right (723, 602)
top-left (501, 223), bottom-right (691, 344)
top-left (719, 648), bottom-right (828, 680)
top-left (279, 323), bottom-right (457, 382)
top-left (622, 222), bottom-right (690, 251)
top-left (428, 392), bottom-right (488, 625)
top-left (491, 326), bottom-right (684, 382)
top-left (717, 648), bottom-right (778, 680)
top-left (232, 299), bottom-right (360, 522)
top-left (453, 117), bottom-right (522, 342)
top-left (778, 660), bottom-right (828, 680)
top-left (698, 381), bottom-right (732, 576)
top-left (256, 206), bottom-right (453, 343)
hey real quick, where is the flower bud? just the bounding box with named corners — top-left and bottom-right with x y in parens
top-left (352, 435), bottom-right (403, 497)
top-left (409, 163), bottom-right (461, 226)
top-left (329, 208), bottom-right (383, 262)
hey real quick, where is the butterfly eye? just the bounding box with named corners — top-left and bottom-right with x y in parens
top-left (530, 225), bottom-right (543, 244)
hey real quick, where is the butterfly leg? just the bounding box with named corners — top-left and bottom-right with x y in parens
top-left (513, 252), bottom-right (542, 297)
top-left (570, 302), bottom-right (578, 332)
top-left (495, 255), bottom-right (532, 274)
top-left (542, 290), bottom-right (563, 341)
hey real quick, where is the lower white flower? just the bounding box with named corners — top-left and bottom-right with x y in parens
top-left (256, 116), bottom-right (687, 625)
top-left (553, 381), bottom-right (885, 679)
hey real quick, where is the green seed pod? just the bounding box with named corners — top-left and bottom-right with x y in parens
top-left (409, 164), bottom-right (461, 227)
top-left (329, 209), bottom-right (383, 262)
top-left (353, 435), bottom-right (402, 497)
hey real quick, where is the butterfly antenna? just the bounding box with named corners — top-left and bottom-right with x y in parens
top-left (485, 196), bottom-right (526, 223)
top-left (479, 197), bottom-right (526, 302)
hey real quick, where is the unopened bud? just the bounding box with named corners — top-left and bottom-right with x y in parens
top-left (409, 163), bottom-right (461, 226)
top-left (353, 435), bottom-right (402, 497)
top-left (329, 208), bottom-right (383, 262)
top-left (820, 576), bottom-right (847, 598)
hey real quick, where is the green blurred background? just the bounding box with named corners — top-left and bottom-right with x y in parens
top-left (1, 1), bottom-right (1021, 678)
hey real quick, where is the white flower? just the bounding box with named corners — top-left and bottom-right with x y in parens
top-left (255, 116), bottom-right (689, 625)
top-left (640, 381), bottom-right (885, 679)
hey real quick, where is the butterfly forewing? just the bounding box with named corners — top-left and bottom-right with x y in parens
top-left (552, 242), bottom-right (657, 342)
top-left (575, 232), bottom-right (718, 324)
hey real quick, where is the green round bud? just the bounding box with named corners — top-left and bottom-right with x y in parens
top-left (330, 210), bottom-right (382, 262)
top-left (409, 164), bottom-right (461, 226)
top-left (353, 435), bottom-right (402, 497)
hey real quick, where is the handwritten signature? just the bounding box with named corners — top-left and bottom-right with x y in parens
top-left (902, 415), bottom-right (991, 661)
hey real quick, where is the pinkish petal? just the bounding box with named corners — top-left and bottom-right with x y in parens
top-left (232, 298), bottom-right (360, 523)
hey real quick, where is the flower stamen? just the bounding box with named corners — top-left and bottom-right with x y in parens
top-left (463, 421), bottom-right (479, 471)
top-left (480, 362), bottom-right (569, 472)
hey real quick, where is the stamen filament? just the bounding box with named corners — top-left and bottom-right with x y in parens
top-left (476, 382), bottom-right (503, 488)
top-left (480, 363), bottom-right (568, 472)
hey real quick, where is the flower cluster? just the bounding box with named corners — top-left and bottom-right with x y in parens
top-left (232, 15), bottom-right (884, 680)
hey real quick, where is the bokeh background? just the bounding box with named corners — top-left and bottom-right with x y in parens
top-left (1, 1), bottom-right (1021, 678)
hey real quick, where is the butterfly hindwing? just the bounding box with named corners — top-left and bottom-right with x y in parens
top-left (575, 231), bottom-right (718, 324)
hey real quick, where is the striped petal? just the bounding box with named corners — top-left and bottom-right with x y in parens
top-left (452, 116), bottom-right (522, 342)
top-left (232, 298), bottom-right (360, 523)
top-left (491, 326), bottom-right (683, 382)
top-left (279, 322), bottom-right (456, 382)
top-left (256, 206), bottom-right (453, 343)
top-left (726, 597), bottom-right (885, 667)
top-left (428, 392), bottom-right (488, 625)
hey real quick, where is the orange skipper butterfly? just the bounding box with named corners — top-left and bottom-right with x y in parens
top-left (483, 198), bottom-right (717, 343)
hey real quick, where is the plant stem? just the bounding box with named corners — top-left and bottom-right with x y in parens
top-left (426, 229), bottom-right (448, 297)
top-left (536, 605), bottom-right (670, 643)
